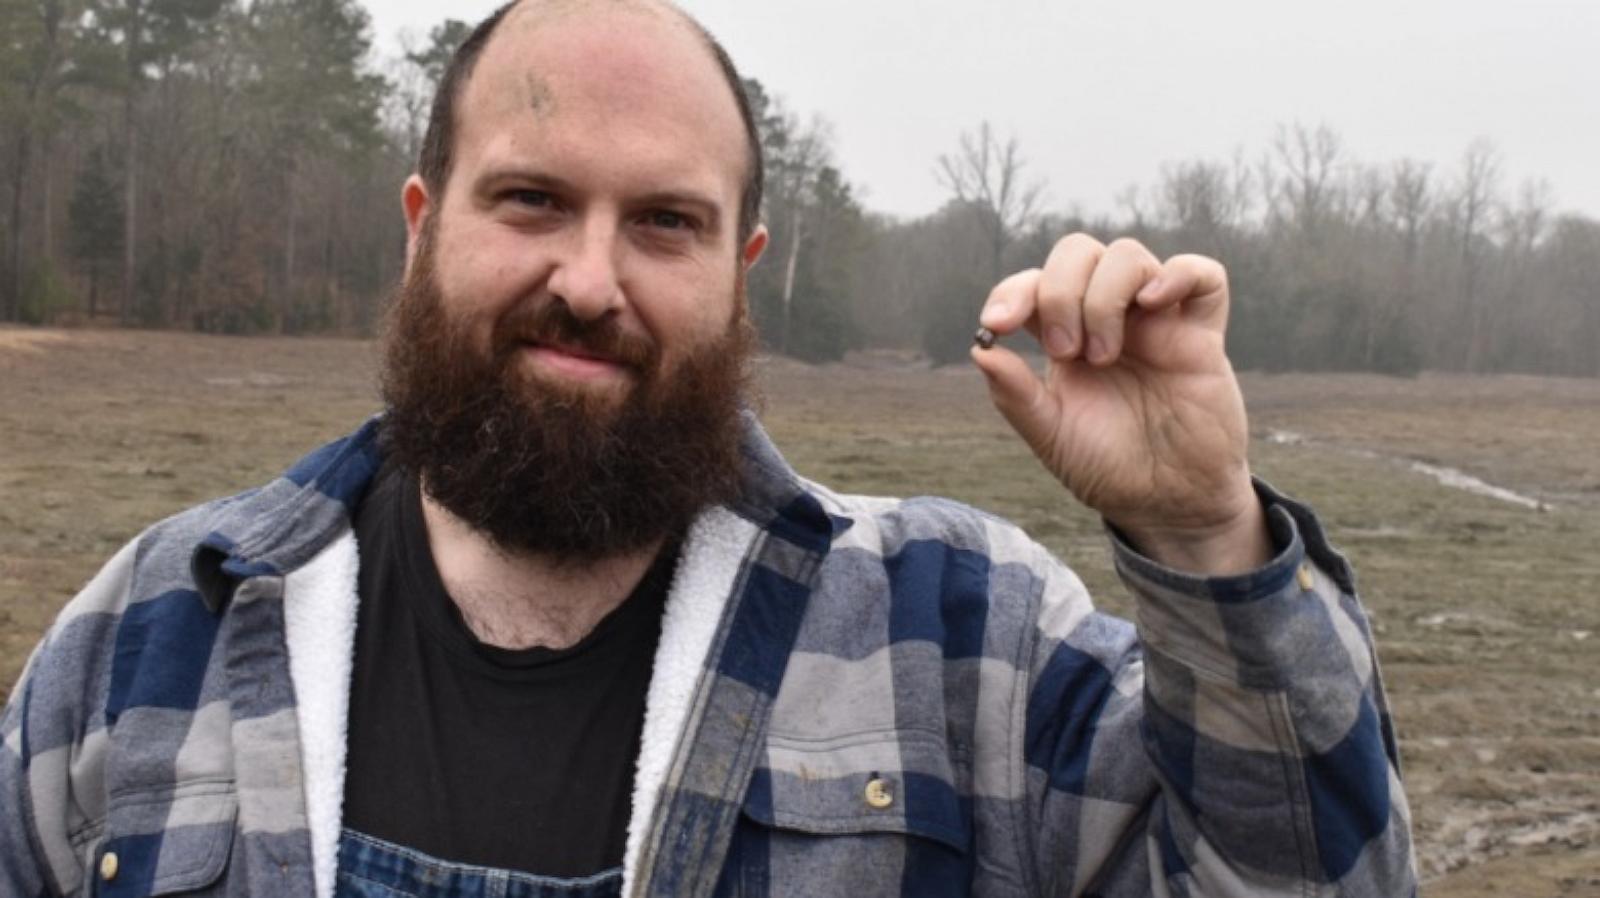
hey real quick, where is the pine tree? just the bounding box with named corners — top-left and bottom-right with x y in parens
top-left (67, 145), bottom-right (126, 318)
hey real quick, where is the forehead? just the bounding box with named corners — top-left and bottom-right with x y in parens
top-left (452, 3), bottom-right (747, 198)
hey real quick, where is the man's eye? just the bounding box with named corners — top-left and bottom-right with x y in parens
top-left (507, 189), bottom-right (553, 208)
top-left (646, 210), bottom-right (692, 231)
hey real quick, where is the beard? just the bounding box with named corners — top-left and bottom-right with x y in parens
top-left (379, 230), bottom-right (754, 564)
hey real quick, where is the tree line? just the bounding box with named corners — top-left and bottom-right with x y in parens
top-left (3, 1), bottom-right (1596, 376)
top-left (2, 0), bottom-right (415, 334)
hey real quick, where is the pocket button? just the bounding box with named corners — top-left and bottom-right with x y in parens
top-left (864, 777), bottom-right (894, 810)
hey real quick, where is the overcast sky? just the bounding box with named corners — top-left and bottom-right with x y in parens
top-left (365, 0), bottom-right (1600, 222)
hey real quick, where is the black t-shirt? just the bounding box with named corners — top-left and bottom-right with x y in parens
top-left (342, 462), bottom-right (674, 878)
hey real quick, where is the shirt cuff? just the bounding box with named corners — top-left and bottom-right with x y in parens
top-left (1108, 478), bottom-right (1358, 687)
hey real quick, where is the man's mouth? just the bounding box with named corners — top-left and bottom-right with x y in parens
top-left (521, 339), bottom-right (633, 382)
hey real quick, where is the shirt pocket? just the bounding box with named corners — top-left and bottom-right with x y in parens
top-left (730, 730), bottom-right (973, 897)
top-left (91, 783), bottom-right (238, 897)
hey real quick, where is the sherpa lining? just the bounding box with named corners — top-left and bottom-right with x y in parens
top-left (622, 507), bottom-right (759, 896)
top-left (282, 508), bottom-right (759, 898)
top-left (283, 532), bottom-right (360, 898)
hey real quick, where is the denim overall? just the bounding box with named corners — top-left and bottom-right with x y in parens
top-left (334, 830), bottom-right (624, 898)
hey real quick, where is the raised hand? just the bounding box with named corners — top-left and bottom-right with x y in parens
top-left (969, 234), bottom-right (1271, 575)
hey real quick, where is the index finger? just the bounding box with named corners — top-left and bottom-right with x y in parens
top-left (978, 268), bottom-right (1043, 337)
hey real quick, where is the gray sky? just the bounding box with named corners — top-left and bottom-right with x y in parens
top-left (366, 0), bottom-right (1600, 222)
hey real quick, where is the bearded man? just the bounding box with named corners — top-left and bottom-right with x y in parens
top-left (0, 1), bottom-right (1417, 896)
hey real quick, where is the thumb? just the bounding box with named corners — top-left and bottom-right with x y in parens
top-left (970, 344), bottom-right (1057, 457)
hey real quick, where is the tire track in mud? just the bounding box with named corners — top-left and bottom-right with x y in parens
top-left (1262, 429), bottom-right (1553, 510)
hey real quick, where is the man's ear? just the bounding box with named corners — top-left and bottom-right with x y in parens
top-left (741, 224), bottom-right (769, 271)
top-left (402, 175), bottom-right (432, 274)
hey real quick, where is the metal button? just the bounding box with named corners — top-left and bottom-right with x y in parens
top-left (100, 851), bottom-right (119, 881)
top-left (864, 777), bottom-right (894, 809)
top-left (1296, 565), bottom-right (1315, 591)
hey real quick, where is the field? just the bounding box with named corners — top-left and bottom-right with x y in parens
top-left (3, 327), bottom-right (1597, 895)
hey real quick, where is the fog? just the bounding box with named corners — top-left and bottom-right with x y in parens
top-left (370, 0), bottom-right (1600, 220)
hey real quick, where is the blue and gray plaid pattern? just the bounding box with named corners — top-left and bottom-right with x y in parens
top-left (1, 416), bottom-right (1415, 896)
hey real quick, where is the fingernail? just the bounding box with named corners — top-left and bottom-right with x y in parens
top-left (1088, 336), bottom-right (1109, 363)
top-left (979, 303), bottom-right (1007, 328)
top-left (1045, 325), bottom-right (1075, 357)
top-left (1138, 277), bottom-right (1164, 300)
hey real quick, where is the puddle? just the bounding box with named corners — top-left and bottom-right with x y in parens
top-left (1340, 525), bottom-right (1416, 540)
top-left (1414, 611), bottom-right (1516, 633)
top-left (1260, 429), bottom-right (1551, 510)
top-left (204, 372), bottom-right (293, 388)
top-left (1424, 805), bottom-right (1600, 881)
top-left (1408, 461), bottom-right (1547, 511)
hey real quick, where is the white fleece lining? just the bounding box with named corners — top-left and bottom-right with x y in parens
top-left (622, 507), bottom-right (761, 897)
top-left (283, 532), bottom-right (361, 898)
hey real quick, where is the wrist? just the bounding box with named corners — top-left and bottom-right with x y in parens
top-left (1116, 492), bottom-right (1273, 577)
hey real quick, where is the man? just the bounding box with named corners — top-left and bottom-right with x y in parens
top-left (0, 0), bottom-right (1416, 895)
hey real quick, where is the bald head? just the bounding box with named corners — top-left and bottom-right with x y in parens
top-left (415, 0), bottom-right (765, 242)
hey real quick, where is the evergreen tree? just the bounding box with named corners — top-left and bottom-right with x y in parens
top-left (246, 0), bottom-right (386, 332)
top-left (406, 18), bottom-right (470, 91)
top-left (67, 145), bottom-right (125, 318)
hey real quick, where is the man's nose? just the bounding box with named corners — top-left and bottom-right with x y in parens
top-left (546, 218), bottom-right (624, 321)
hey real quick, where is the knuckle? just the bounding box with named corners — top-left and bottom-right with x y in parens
top-left (1107, 236), bottom-right (1147, 257)
top-left (1054, 232), bottom-right (1105, 256)
top-left (1188, 254), bottom-right (1229, 286)
top-left (1170, 251), bottom-right (1219, 270)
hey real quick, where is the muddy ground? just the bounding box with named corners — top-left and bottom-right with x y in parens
top-left (2, 327), bottom-right (1596, 895)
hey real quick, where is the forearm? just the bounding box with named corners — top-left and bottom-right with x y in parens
top-left (1113, 482), bottom-right (1417, 894)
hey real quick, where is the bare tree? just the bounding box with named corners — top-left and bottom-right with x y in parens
top-left (1542, 216), bottom-right (1600, 376)
top-left (384, 33), bottom-right (434, 165)
top-left (935, 121), bottom-right (1045, 280)
top-left (1269, 122), bottom-right (1343, 237)
top-left (1156, 153), bottom-right (1253, 256)
top-left (1388, 159), bottom-right (1432, 260)
top-left (388, 19), bottom-right (468, 164)
top-left (1489, 178), bottom-right (1555, 367)
top-left (1353, 164), bottom-right (1388, 227)
top-left (766, 110), bottom-right (831, 352)
top-left (1499, 178), bottom-right (1553, 257)
top-left (1115, 183), bottom-right (1149, 231)
top-left (1452, 138), bottom-right (1502, 368)
top-left (1372, 159), bottom-right (1434, 368)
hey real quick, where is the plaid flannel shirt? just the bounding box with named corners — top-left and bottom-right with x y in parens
top-left (1, 416), bottom-right (1416, 896)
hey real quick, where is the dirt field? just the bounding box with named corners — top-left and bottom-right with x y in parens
top-left (3, 327), bottom-right (1597, 895)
